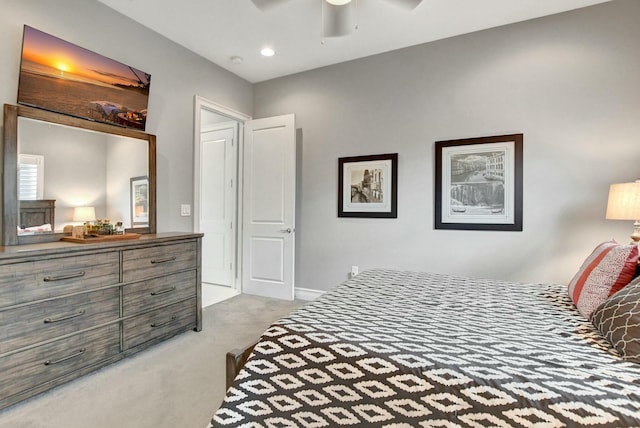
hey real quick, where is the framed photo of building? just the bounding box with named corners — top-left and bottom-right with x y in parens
top-left (130, 176), bottom-right (149, 226)
top-left (338, 153), bottom-right (398, 218)
top-left (435, 134), bottom-right (523, 231)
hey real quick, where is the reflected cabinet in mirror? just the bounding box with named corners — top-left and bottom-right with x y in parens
top-left (2, 104), bottom-right (156, 245)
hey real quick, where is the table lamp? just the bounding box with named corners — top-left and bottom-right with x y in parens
top-left (73, 206), bottom-right (96, 223)
top-left (606, 180), bottom-right (640, 244)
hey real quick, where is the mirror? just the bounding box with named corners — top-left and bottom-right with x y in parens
top-left (18, 117), bottom-right (149, 230)
top-left (3, 104), bottom-right (156, 245)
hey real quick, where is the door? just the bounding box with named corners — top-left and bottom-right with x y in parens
top-left (199, 122), bottom-right (237, 286)
top-left (242, 114), bottom-right (296, 300)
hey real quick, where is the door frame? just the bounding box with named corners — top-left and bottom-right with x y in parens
top-left (193, 96), bottom-right (251, 292)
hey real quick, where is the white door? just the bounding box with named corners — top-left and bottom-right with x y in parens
top-left (242, 114), bottom-right (296, 300)
top-left (200, 122), bottom-right (237, 286)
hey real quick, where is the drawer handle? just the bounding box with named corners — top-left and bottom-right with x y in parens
top-left (44, 309), bottom-right (86, 324)
top-left (151, 315), bottom-right (177, 328)
top-left (43, 271), bottom-right (86, 282)
top-left (150, 256), bottom-right (177, 264)
top-left (44, 348), bottom-right (86, 366)
top-left (150, 287), bottom-right (176, 296)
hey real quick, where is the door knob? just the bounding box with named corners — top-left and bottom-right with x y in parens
top-left (279, 228), bottom-right (294, 233)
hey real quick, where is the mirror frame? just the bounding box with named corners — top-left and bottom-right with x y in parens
top-left (2, 103), bottom-right (157, 246)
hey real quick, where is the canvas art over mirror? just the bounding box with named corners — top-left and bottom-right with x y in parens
top-left (17, 25), bottom-right (151, 130)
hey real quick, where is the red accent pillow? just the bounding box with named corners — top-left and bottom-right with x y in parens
top-left (567, 241), bottom-right (639, 319)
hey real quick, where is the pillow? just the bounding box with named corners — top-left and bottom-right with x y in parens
top-left (567, 241), bottom-right (638, 319)
top-left (591, 276), bottom-right (640, 362)
top-left (17, 223), bottom-right (53, 235)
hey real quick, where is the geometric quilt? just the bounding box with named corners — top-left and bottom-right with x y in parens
top-left (210, 269), bottom-right (640, 427)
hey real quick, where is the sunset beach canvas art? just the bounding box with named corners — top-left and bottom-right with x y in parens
top-left (17, 25), bottom-right (151, 130)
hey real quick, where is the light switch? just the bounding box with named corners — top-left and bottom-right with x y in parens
top-left (181, 204), bottom-right (191, 216)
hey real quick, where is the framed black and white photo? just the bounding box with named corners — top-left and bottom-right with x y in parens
top-left (435, 134), bottom-right (523, 231)
top-left (338, 153), bottom-right (398, 218)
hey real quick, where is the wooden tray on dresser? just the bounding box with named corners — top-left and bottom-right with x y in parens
top-left (61, 233), bottom-right (141, 243)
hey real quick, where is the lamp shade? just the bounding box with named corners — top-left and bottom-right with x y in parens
top-left (606, 181), bottom-right (640, 220)
top-left (73, 206), bottom-right (96, 222)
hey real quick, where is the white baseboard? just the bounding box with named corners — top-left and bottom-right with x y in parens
top-left (295, 287), bottom-right (325, 301)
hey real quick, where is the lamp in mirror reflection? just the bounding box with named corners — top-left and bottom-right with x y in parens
top-left (73, 206), bottom-right (96, 223)
top-left (606, 180), bottom-right (640, 245)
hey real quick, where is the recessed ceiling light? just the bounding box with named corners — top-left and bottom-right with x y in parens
top-left (230, 56), bottom-right (243, 64)
top-left (326, 0), bottom-right (352, 4)
top-left (260, 47), bottom-right (275, 57)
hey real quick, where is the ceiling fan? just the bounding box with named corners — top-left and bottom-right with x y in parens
top-left (251, 0), bottom-right (424, 38)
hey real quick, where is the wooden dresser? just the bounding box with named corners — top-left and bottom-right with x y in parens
top-left (0, 232), bottom-right (202, 410)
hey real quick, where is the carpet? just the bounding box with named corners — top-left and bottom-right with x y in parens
top-left (0, 294), bottom-right (304, 428)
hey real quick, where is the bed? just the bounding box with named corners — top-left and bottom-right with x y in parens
top-left (210, 268), bottom-right (640, 427)
top-left (17, 199), bottom-right (55, 235)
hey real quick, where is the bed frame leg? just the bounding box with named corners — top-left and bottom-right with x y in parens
top-left (225, 342), bottom-right (257, 389)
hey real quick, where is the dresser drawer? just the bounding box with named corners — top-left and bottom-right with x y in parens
top-left (122, 270), bottom-right (196, 316)
top-left (0, 287), bottom-right (120, 355)
top-left (0, 323), bottom-right (120, 399)
top-left (122, 298), bottom-right (196, 350)
top-left (0, 252), bottom-right (120, 308)
top-left (122, 241), bottom-right (197, 283)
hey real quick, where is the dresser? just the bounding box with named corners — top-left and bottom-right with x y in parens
top-left (0, 232), bottom-right (202, 410)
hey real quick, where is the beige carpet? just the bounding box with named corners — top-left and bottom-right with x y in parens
top-left (0, 294), bottom-right (304, 428)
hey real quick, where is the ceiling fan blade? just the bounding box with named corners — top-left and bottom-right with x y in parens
top-left (251, 0), bottom-right (290, 11)
top-left (381, 0), bottom-right (423, 10)
top-left (322, 1), bottom-right (355, 38)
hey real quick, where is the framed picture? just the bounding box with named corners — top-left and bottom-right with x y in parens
top-left (435, 134), bottom-right (523, 231)
top-left (338, 153), bottom-right (398, 218)
top-left (18, 25), bottom-right (151, 130)
top-left (130, 176), bottom-right (149, 226)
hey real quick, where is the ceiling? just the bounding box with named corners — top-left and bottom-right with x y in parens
top-left (97, 0), bottom-right (611, 83)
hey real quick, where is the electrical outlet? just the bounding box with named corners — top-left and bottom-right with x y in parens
top-left (351, 265), bottom-right (359, 277)
top-left (180, 204), bottom-right (191, 216)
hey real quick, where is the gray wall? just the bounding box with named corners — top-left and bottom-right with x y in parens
top-left (0, 0), bottom-right (253, 232)
top-left (254, 0), bottom-right (640, 291)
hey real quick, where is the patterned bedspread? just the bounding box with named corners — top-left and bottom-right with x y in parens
top-left (210, 270), bottom-right (640, 427)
